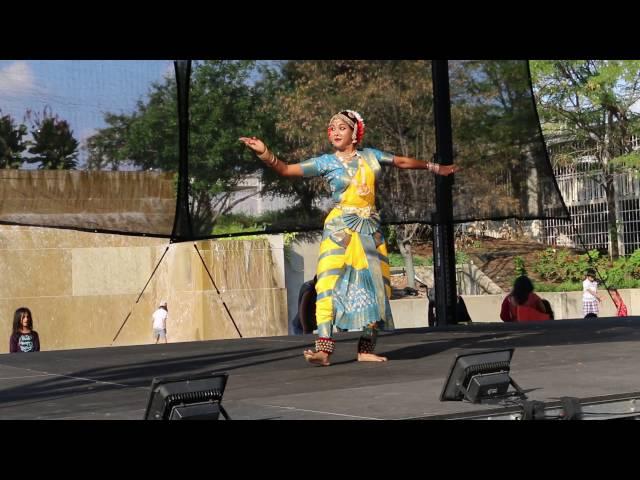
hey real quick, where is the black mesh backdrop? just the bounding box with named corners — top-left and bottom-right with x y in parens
top-left (187, 60), bottom-right (328, 239)
top-left (0, 60), bottom-right (568, 241)
top-left (190, 60), bottom-right (437, 238)
top-left (188, 60), bottom-right (568, 240)
top-left (0, 60), bottom-right (178, 236)
top-left (446, 60), bottom-right (568, 223)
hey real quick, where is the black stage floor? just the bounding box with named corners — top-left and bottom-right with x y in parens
top-left (1, 317), bottom-right (640, 420)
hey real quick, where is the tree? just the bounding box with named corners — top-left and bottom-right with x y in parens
top-left (0, 111), bottom-right (28, 169)
top-left (25, 109), bottom-right (79, 170)
top-left (85, 113), bottom-right (132, 171)
top-left (84, 61), bottom-right (274, 235)
top-left (187, 60), bottom-right (267, 233)
top-left (271, 60), bottom-right (437, 288)
top-left (531, 60), bottom-right (640, 259)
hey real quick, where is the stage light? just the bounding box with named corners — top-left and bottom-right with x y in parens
top-left (440, 348), bottom-right (525, 404)
top-left (144, 372), bottom-right (230, 420)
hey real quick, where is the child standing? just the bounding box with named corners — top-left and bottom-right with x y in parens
top-left (9, 307), bottom-right (40, 353)
top-left (582, 269), bottom-right (602, 318)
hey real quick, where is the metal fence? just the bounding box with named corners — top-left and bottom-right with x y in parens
top-left (542, 164), bottom-right (640, 255)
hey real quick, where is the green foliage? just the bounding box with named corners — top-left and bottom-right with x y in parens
top-left (282, 231), bottom-right (298, 264)
top-left (611, 151), bottom-right (640, 170)
top-left (530, 60), bottom-right (640, 258)
top-left (211, 212), bottom-right (267, 235)
top-left (533, 248), bottom-right (605, 283)
top-left (388, 252), bottom-right (431, 267)
top-left (533, 248), bottom-right (564, 282)
top-left (533, 246), bottom-right (640, 290)
top-left (210, 205), bottom-right (325, 237)
top-left (85, 113), bottom-right (132, 170)
top-left (387, 250), bottom-right (470, 268)
top-left (26, 113), bottom-right (79, 169)
top-left (513, 255), bottom-right (527, 277)
top-left (536, 281), bottom-right (584, 292)
top-left (382, 225), bottom-right (398, 250)
top-left (456, 250), bottom-right (470, 265)
top-left (0, 112), bottom-right (28, 168)
top-left (530, 61), bottom-right (640, 138)
top-left (86, 61), bottom-right (272, 235)
top-left (624, 249), bottom-right (640, 279)
top-left (283, 231), bottom-right (298, 247)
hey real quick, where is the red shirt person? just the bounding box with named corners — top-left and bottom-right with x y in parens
top-left (610, 289), bottom-right (628, 317)
top-left (500, 276), bottom-right (550, 323)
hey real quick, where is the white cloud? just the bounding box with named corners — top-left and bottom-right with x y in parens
top-left (0, 61), bottom-right (38, 96)
top-left (631, 99), bottom-right (640, 114)
top-left (163, 62), bottom-right (175, 80)
top-left (78, 127), bottom-right (98, 147)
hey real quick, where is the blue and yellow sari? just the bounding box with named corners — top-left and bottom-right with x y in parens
top-left (299, 148), bottom-right (395, 340)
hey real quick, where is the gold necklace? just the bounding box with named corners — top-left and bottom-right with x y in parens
top-left (335, 150), bottom-right (357, 162)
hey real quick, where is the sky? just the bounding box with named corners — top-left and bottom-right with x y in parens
top-left (2, 60), bottom-right (639, 169)
top-left (0, 60), bottom-right (174, 167)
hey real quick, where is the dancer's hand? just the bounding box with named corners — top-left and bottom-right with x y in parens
top-left (438, 164), bottom-right (460, 176)
top-left (239, 136), bottom-right (266, 155)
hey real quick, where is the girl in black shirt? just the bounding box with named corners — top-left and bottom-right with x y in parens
top-left (9, 307), bottom-right (40, 353)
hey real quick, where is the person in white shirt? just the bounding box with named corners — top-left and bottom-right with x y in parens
top-left (582, 269), bottom-right (602, 318)
top-left (152, 301), bottom-right (168, 344)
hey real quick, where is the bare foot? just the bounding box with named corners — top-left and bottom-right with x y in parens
top-left (304, 349), bottom-right (331, 366)
top-left (357, 352), bottom-right (388, 362)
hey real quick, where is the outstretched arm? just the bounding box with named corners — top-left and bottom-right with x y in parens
top-left (239, 137), bottom-right (303, 177)
top-left (392, 155), bottom-right (459, 176)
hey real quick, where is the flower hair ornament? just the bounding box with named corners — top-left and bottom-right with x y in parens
top-left (328, 110), bottom-right (366, 144)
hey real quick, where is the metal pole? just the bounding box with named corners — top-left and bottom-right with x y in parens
top-left (431, 60), bottom-right (457, 326)
top-left (171, 60), bottom-right (193, 242)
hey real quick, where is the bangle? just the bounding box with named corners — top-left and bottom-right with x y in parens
top-left (428, 162), bottom-right (441, 174)
top-left (257, 146), bottom-right (271, 161)
top-left (265, 151), bottom-right (278, 167)
top-left (257, 145), bottom-right (279, 167)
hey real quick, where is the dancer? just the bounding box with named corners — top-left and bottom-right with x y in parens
top-left (240, 110), bottom-right (458, 365)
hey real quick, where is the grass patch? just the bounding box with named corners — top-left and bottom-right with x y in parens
top-left (388, 252), bottom-right (432, 267)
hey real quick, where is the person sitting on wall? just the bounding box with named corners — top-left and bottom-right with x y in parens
top-left (540, 299), bottom-right (555, 320)
top-left (292, 276), bottom-right (318, 335)
top-left (428, 288), bottom-right (472, 326)
top-left (9, 307), bottom-right (40, 353)
top-left (500, 276), bottom-right (550, 323)
top-left (456, 295), bottom-right (472, 324)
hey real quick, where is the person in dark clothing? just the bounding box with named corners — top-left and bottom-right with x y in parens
top-left (428, 288), bottom-right (472, 326)
top-left (540, 299), bottom-right (555, 320)
top-left (291, 276), bottom-right (318, 335)
top-left (456, 295), bottom-right (472, 323)
top-left (9, 307), bottom-right (40, 353)
top-left (428, 288), bottom-right (436, 327)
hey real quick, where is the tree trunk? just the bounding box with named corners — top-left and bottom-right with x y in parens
top-left (396, 226), bottom-right (416, 289)
top-left (602, 111), bottom-right (619, 259)
top-left (605, 176), bottom-right (620, 259)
